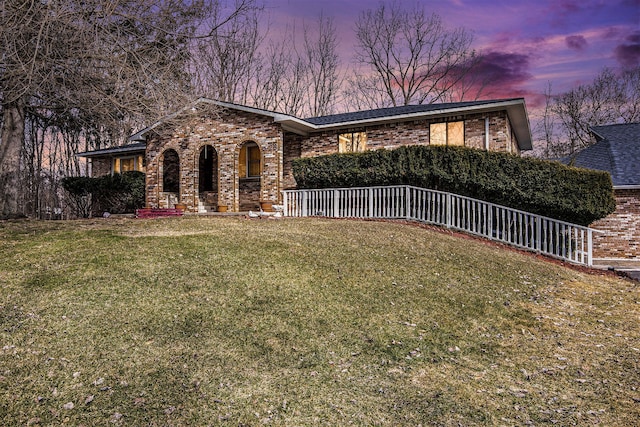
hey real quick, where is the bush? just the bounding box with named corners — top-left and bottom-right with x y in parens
top-left (62, 171), bottom-right (145, 217)
top-left (292, 145), bottom-right (616, 226)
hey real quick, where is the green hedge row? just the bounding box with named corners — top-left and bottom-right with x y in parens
top-left (62, 171), bottom-right (145, 217)
top-left (292, 145), bottom-right (616, 226)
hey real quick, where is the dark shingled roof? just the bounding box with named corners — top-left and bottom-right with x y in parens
top-left (565, 123), bottom-right (640, 187)
top-left (304, 99), bottom-right (512, 125)
top-left (77, 142), bottom-right (146, 158)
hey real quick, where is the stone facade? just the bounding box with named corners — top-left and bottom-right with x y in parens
top-left (145, 108), bottom-right (283, 212)
top-left (90, 102), bottom-right (526, 213)
top-left (591, 189), bottom-right (640, 259)
top-left (139, 107), bottom-right (521, 212)
top-left (281, 111), bottom-right (519, 191)
top-left (91, 158), bottom-right (112, 177)
top-left (291, 112), bottom-right (518, 158)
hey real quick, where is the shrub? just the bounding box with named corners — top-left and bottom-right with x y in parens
top-left (62, 171), bottom-right (145, 217)
top-left (292, 145), bottom-right (616, 226)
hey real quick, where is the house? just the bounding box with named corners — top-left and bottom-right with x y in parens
top-left (563, 123), bottom-right (640, 260)
top-left (78, 98), bottom-right (532, 213)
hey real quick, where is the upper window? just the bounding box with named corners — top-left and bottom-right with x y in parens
top-left (430, 121), bottom-right (464, 146)
top-left (338, 132), bottom-right (367, 153)
top-left (239, 142), bottom-right (261, 178)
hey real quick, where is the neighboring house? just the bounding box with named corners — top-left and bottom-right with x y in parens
top-left (78, 97), bottom-right (532, 213)
top-left (563, 123), bottom-right (640, 260)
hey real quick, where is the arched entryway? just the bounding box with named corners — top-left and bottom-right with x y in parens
top-left (198, 145), bottom-right (219, 211)
top-left (162, 149), bottom-right (180, 207)
top-left (238, 141), bottom-right (261, 211)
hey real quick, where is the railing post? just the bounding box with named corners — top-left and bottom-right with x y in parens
top-left (536, 216), bottom-right (542, 253)
top-left (405, 186), bottom-right (411, 220)
top-left (301, 190), bottom-right (308, 217)
top-left (368, 187), bottom-right (374, 218)
top-left (282, 191), bottom-right (288, 216)
top-left (446, 193), bottom-right (452, 228)
top-left (333, 188), bottom-right (339, 218)
top-left (587, 228), bottom-right (593, 266)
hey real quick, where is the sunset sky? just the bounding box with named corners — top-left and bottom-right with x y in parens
top-left (263, 0), bottom-right (639, 110)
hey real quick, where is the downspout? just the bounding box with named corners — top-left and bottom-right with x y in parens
top-left (484, 118), bottom-right (490, 150)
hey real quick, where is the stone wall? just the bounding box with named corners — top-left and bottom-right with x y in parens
top-left (282, 110), bottom-right (519, 188)
top-left (239, 178), bottom-right (261, 211)
top-left (591, 189), bottom-right (640, 259)
top-left (142, 106), bottom-right (523, 212)
top-left (145, 107), bottom-right (283, 212)
top-left (91, 158), bottom-right (112, 177)
top-left (295, 111), bottom-right (516, 157)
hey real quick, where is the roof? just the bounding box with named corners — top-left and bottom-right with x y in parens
top-left (80, 97), bottom-right (533, 157)
top-left (565, 123), bottom-right (640, 188)
top-left (290, 98), bottom-right (531, 150)
top-left (304, 100), bottom-right (512, 125)
top-left (76, 142), bottom-right (146, 158)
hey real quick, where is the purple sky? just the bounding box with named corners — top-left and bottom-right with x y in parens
top-left (264, 0), bottom-right (640, 109)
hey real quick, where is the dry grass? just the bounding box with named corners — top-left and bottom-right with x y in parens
top-left (0, 217), bottom-right (638, 426)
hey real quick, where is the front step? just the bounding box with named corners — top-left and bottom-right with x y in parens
top-left (198, 198), bottom-right (216, 213)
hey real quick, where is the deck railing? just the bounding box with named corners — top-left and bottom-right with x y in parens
top-left (282, 185), bottom-right (595, 266)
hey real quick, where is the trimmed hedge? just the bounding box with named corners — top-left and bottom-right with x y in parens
top-left (62, 171), bottom-right (145, 217)
top-left (292, 145), bottom-right (616, 226)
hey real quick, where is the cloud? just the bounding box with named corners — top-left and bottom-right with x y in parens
top-left (473, 51), bottom-right (532, 86)
top-left (615, 31), bottom-right (640, 68)
top-left (565, 35), bottom-right (588, 51)
top-left (450, 51), bottom-right (547, 106)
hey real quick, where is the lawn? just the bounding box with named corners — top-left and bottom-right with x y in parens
top-left (0, 217), bottom-right (638, 426)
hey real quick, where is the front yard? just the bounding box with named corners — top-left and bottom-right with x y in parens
top-left (1, 217), bottom-right (638, 425)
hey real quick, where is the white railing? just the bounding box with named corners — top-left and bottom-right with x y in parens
top-left (282, 185), bottom-right (595, 266)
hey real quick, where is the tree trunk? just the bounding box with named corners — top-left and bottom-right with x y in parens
top-left (0, 99), bottom-right (26, 218)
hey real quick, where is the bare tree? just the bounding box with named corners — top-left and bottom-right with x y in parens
top-left (551, 67), bottom-right (640, 155)
top-left (249, 39), bottom-right (298, 113)
top-left (302, 14), bottom-right (341, 117)
top-left (0, 0), bottom-right (256, 218)
top-left (252, 16), bottom-right (341, 117)
top-left (348, 1), bottom-right (475, 109)
top-left (533, 82), bottom-right (564, 158)
top-left (192, 6), bottom-right (263, 104)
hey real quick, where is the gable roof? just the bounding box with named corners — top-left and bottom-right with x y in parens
top-left (566, 123), bottom-right (640, 188)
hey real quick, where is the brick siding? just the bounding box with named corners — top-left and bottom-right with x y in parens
top-left (591, 189), bottom-right (640, 259)
top-left (282, 110), bottom-right (519, 189)
top-left (145, 108), bottom-right (283, 212)
top-left (91, 158), bottom-right (112, 176)
top-left (98, 107), bottom-right (522, 213)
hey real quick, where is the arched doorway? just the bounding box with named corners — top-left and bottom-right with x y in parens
top-left (162, 149), bottom-right (180, 208)
top-left (198, 145), bottom-right (218, 211)
top-left (238, 141), bottom-right (261, 211)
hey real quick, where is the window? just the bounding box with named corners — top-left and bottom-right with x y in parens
top-left (239, 142), bottom-right (261, 178)
top-left (429, 121), bottom-right (464, 146)
top-left (338, 132), bottom-right (367, 153)
top-left (113, 155), bottom-right (144, 173)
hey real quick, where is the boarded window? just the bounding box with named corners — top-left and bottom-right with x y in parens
top-left (447, 121), bottom-right (464, 146)
top-left (430, 121), bottom-right (464, 146)
top-left (120, 157), bottom-right (135, 172)
top-left (239, 142), bottom-right (261, 178)
top-left (338, 132), bottom-right (367, 153)
top-left (113, 155), bottom-right (144, 173)
top-left (429, 123), bottom-right (447, 145)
